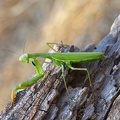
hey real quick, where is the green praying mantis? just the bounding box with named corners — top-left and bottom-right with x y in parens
top-left (11, 42), bottom-right (104, 102)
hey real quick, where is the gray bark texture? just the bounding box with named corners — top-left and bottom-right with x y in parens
top-left (0, 15), bottom-right (120, 120)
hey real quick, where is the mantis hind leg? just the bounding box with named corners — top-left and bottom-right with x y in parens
top-left (46, 42), bottom-right (68, 52)
top-left (61, 64), bottom-right (70, 97)
top-left (66, 62), bottom-right (92, 86)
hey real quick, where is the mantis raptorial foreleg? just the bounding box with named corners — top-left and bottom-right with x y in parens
top-left (11, 58), bottom-right (44, 102)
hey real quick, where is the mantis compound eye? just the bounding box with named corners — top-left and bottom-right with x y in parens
top-left (19, 53), bottom-right (29, 63)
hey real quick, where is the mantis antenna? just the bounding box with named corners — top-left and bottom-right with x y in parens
top-left (0, 49), bottom-right (21, 56)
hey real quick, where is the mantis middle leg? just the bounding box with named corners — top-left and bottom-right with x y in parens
top-left (46, 42), bottom-right (68, 52)
top-left (61, 64), bottom-right (70, 97)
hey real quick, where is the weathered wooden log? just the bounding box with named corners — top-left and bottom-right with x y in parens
top-left (0, 15), bottom-right (120, 120)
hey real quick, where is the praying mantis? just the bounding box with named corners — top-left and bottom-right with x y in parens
top-left (11, 42), bottom-right (104, 103)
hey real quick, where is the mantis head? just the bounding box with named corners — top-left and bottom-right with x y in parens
top-left (19, 53), bottom-right (29, 63)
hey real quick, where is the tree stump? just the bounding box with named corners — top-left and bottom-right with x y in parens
top-left (0, 15), bottom-right (120, 120)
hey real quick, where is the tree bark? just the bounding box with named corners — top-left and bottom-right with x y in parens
top-left (0, 15), bottom-right (120, 120)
